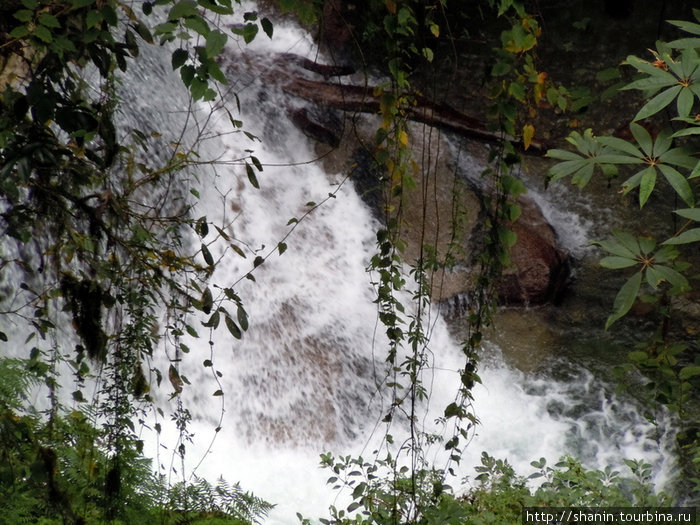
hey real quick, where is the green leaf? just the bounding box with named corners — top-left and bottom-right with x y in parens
top-left (184, 16), bottom-right (210, 36)
top-left (546, 149), bottom-right (584, 161)
top-left (201, 243), bottom-right (214, 266)
top-left (596, 239), bottom-right (636, 259)
top-left (662, 227), bottom-right (700, 245)
top-left (679, 365), bottom-right (700, 380)
top-left (658, 147), bottom-right (696, 169)
top-left (208, 61), bottom-right (226, 84)
top-left (508, 81), bottom-right (526, 102)
top-left (9, 25), bottom-right (30, 38)
top-left (171, 48), bottom-right (188, 69)
top-left (597, 136), bottom-right (642, 157)
top-left (277, 242), bottom-right (287, 255)
top-left (676, 87), bottom-right (695, 117)
top-left (629, 123), bottom-right (653, 155)
top-left (225, 315), bottom-right (242, 339)
top-left (547, 159), bottom-right (587, 182)
top-left (13, 9), bottom-right (33, 22)
top-left (250, 155), bottom-right (263, 172)
top-left (206, 29), bottom-right (227, 57)
top-left (652, 264), bottom-right (690, 293)
top-left (169, 0), bottom-right (198, 20)
top-left (261, 17), bottom-right (273, 38)
top-left (605, 271), bottom-right (642, 329)
top-left (444, 402), bottom-right (464, 418)
top-left (201, 287), bottom-right (213, 314)
top-left (204, 310), bottom-right (220, 328)
top-left (667, 19), bottom-right (700, 35)
top-left (674, 208), bottom-right (700, 221)
top-left (85, 10), bottom-right (102, 28)
top-left (638, 236), bottom-right (656, 254)
top-left (658, 164), bottom-right (694, 207)
top-left (237, 306), bottom-right (249, 331)
top-left (492, 60), bottom-right (512, 76)
top-left (652, 129), bottom-right (673, 157)
top-left (667, 37), bottom-right (700, 49)
top-left (652, 245), bottom-right (679, 264)
top-left (645, 265), bottom-right (663, 289)
top-left (180, 64), bottom-right (195, 86)
top-left (133, 20), bottom-right (154, 43)
top-left (600, 256), bottom-right (638, 269)
top-left (571, 164), bottom-right (594, 188)
top-left (232, 23), bottom-right (259, 44)
top-left (621, 169), bottom-right (644, 194)
top-left (213, 389), bottom-right (223, 396)
top-left (633, 85), bottom-right (682, 121)
top-left (690, 160), bottom-right (700, 179)
top-left (246, 163), bottom-right (259, 188)
top-left (38, 13), bottom-right (60, 28)
top-left (596, 67), bottom-right (621, 82)
top-left (638, 166), bottom-right (657, 207)
top-left (671, 125), bottom-right (700, 138)
top-left (615, 230), bottom-right (642, 255)
top-left (33, 24), bottom-right (53, 43)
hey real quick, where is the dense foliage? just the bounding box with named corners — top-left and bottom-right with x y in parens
top-left (546, 8), bottom-right (700, 495)
top-left (0, 0), bottom-right (268, 522)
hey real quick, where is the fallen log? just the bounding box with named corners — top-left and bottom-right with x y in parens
top-left (281, 77), bottom-right (549, 154)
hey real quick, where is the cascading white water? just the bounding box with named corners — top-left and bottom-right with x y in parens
top-left (0, 9), bottom-right (679, 525)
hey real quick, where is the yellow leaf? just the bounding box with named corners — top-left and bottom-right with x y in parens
top-left (386, 0), bottom-right (397, 14)
top-left (522, 124), bottom-right (535, 151)
top-left (398, 130), bottom-right (409, 146)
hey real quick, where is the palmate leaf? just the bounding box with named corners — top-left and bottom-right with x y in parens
top-left (546, 130), bottom-right (626, 186)
top-left (606, 271), bottom-right (642, 329)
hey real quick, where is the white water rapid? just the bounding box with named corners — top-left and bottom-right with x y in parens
top-left (0, 9), bottom-right (679, 525)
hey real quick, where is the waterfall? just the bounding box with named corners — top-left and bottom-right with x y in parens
top-left (0, 9), bottom-right (678, 525)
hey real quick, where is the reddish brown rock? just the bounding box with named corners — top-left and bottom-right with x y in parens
top-left (497, 197), bottom-right (570, 306)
